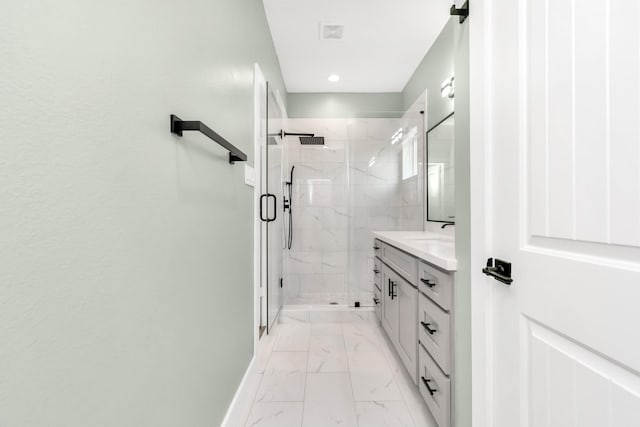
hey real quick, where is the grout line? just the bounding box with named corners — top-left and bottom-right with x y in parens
top-left (300, 348), bottom-right (309, 426)
top-left (342, 322), bottom-right (361, 426)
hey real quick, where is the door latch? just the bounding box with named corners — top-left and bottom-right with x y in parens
top-left (482, 258), bottom-right (513, 285)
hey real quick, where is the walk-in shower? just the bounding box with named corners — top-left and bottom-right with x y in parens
top-left (281, 113), bottom-right (424, 311)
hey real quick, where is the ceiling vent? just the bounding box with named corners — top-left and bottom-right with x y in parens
top-left (320, 24), bottom-right (344, 40)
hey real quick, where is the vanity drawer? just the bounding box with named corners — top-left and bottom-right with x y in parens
top-left (419, 344), bottom-right (451, 427)
top-left (373, 286), bottom-right (381, 321)
top-left (419, 293), bottom-right (451, 374)
top-left (373, 257), bottom-right (382, 290)
top-left (418, 260), bottom-right (453, 311)
top-left (381, 242), bottom-right (418, 285)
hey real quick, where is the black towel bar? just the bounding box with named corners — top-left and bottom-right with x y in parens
top-left (170, 114), bottom-right (247, 164)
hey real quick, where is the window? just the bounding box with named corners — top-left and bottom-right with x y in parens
top-left (402, 126), bottom-right (418, 180)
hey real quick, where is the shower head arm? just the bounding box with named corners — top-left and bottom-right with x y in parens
top-left (281, 131), bottom-right (315, 138)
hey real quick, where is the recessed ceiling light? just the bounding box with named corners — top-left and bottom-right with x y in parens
top-left (328, 74), bottom-right (340, 83)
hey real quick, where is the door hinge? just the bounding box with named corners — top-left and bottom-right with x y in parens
top-left (482, 258), bottom-right (513, 285)
top-left (450, 1), bottom-right (469, 24)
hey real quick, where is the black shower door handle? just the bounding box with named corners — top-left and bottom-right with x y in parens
top-left (259, 194), bottom-right (268, 222)
top-left (260, 194), bottom-right (277, 223)
top-left (267, 194), bottom-right (276, 222)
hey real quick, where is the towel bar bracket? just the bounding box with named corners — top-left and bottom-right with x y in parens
top-left (170, 114), bottom-right (247, 164)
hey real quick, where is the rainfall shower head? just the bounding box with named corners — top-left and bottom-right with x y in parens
top-left (281, 130), bottom-right (325, 145)
top-left (299, 136), bottom-right (325, 145)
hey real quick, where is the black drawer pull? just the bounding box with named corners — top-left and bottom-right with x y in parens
top-left (373, 245), bottom-right (380, 250)
top-left (421, 377), bottom-right (437, 396)
top-left (373, 269), bottom-right (380, 274)
top-left (421, 321), bottom-right (437, 335)
top-left (373, 297), bottom-right (380, 305)
top-left (390, 280), bottom-right (397, 300)
top-left (420, 278), bottom-right (436, 288)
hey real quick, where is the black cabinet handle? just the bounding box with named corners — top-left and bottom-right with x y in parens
top-left (390, 280), bottom-right (397, 300)
top-left (373, 245), bottom-right (380, 250)
top-left (373, 269), bottom-right (380, 274)
top-left (420, 278), bottom-right (436, 288)
top-left (421, 321), bottom-right (437, 335)
top-left (421, 377), bottom-right (437, 396)
top-left (373, 297), bottom-right (380, 305)
top-left (388, 279), bottom-right (392, 297)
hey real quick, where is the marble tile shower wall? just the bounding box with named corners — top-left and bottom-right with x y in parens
top-left (283, 117), bottom-right (424, 306)
top-left (284, 119), bottom-right (350, 305)
top-left (347, 117), bottom-right (424, 305)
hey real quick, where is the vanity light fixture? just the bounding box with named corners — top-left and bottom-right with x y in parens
top-left (441, 76), bottom-right (455, 98)
top-left (328, 74), bottom-right (340, 82)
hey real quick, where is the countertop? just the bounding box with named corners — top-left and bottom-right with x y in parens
top-left (372, 230), bottom-right (457, 271)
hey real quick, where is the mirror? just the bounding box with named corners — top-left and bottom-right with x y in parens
top-left (426, 112), bottom-right (455, 223)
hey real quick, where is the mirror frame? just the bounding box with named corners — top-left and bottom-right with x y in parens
top-left (425, 111), bottom-right (455, 224)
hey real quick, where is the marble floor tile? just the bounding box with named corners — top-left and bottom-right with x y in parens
top-left (344, 332), bottom-right (380, 353)
top-left (342, 322), bottom-right (381, 338)
top-left (274, 328), bottom-right (311, 352)
top-left (254, 371), bottom-right (306, 402)
top-left (265, 351), bottom-right (308, 373)
top-left (310, 322), bottom-right (343, 336)
top-left (304, 373), bottom-right (354, 403)
top-left (241, 317), bottom-right (435, 427)
top-left (302, 401), bottom-right (358, 427)
top-left (355, 401), bottom-right (416, 427)
top-left (307, 336), bottom-right (348, 373)
top-left (348, 352), bottom-right (403, 401)
top-left (277, 323), bottom-right (311, 336)
top-left (245, 402), bottom-right (304, 427)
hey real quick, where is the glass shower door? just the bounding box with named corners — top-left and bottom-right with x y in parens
top-left (263, 83), bottom-right (284, 333)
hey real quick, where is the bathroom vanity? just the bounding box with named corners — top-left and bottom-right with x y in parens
top-left (372, 231), bottom-right (456, 427)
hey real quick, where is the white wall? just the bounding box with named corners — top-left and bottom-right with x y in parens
top-left (0, 1), bottom-right (285, 425)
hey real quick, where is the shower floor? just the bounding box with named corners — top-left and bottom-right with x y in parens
top-left (285, 295), bottom-right (349, 306)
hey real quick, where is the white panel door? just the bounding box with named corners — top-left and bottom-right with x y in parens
top-left (481, 0), bottom-right (640, 425)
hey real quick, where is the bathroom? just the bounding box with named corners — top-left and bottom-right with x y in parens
top-left (247, 3), bottom-right (467, 425)
top-left (3, 0), bottom-right (639, 426)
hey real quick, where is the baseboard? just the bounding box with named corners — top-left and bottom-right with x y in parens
top-left (220, 356), bottom-right (257, 427)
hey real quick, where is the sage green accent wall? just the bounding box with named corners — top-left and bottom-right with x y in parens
top-left (402, 19), bottom-right (455, 129)
top-left (402, 17), bottom-right (470, 427)
top-left (0, 1), bottom-right (284, 426)
top-left (287, 92), bottom-right (404, 118)
top-left (453, 18), bottom-right (472, 427)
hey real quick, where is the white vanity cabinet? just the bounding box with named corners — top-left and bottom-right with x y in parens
top-left (373, 235), bottom-right (455, 427)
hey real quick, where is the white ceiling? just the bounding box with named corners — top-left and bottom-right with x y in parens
top-left (263, 0), bottom-right (451, 93)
